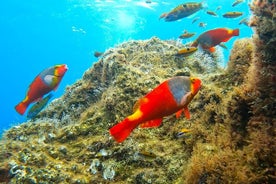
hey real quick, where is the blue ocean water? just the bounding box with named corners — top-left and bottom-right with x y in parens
top-left (0, 0), bottom-right (253, 136)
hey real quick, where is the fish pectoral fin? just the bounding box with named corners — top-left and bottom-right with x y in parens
top-left (34, 97), bottom-right (43, 102)
top-left (139, 118), bottom-right (163, 128)
top-left (176, 107), bottom-right (190, 119)
top-left (208, 47), bottom-right (216, 53)
top-left (180, 92), bottom-right (192, 106)
top-left (176, 109), bottom-right (183, 118)
top-left (44, 75), bottom-right (55, 85)
top-left (183, 107), bottom-right (191, 119)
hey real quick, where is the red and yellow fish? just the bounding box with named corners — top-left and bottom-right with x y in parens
top-left (109, 76), bottom-right (201, 143)
top-left (15, 64), bottom-right (68, 115)
top-left (191, 28), bottom-right (239, 52)
top-left (160, 2), bottom-right (203, 22)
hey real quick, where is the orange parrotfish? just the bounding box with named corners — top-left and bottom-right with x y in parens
top-left (15, 64), bottom-right (68, 115)
top-left (191, 28), bottom-right (239, 52)
top-left (109, 76), bottom-right (202, 143)
top-left (160, 2), bottom-right (204, 22)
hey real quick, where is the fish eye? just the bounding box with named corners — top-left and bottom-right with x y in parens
top-left (187, 48), bottom-right (190, 51)
top-left (182, 4), bottom-right (187, 8)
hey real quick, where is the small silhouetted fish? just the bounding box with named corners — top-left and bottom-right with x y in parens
top-left (179, 30), bottom-right (196, 39)
top-left (206, 10), bottom-right (218, 16)
top-left (223, 11), bottom-right (243, 18)
top-left (192, 17), bottom-right (200, 24)
top-left (145, 0), bottom-right (152, 4)
top-left (27, 93), bottom-right (53, 119)
top-left (94, 51), bottom-right (103, 58)
top-left (216, 6), bottom-right (222, 11)
top-left (239, 18), bottom-right (249, 26)
top-left (232, 0), bottom-right (244, 7)
top-left (199, 22), bottom-right (207, 27)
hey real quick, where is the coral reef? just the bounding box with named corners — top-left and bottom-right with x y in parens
top-left (0, 1), bottom-right (275, 182)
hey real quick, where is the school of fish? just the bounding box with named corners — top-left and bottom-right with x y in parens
top-left (14, 0), bottom-right (247, 143)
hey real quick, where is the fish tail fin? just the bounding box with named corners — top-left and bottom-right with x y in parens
top-left (232, 29), bottom-right (240, 36)
top-left (15, 99), bottom-right (29, 115)
top-left (109, 118), bottom-right (140, 143)
top-left (201, 0), bottom-right (208, 9)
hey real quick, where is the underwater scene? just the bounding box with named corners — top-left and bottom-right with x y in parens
top-left (0, 0), bottom-right (275, 183)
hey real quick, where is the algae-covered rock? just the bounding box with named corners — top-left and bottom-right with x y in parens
top-left (0, 30), bottom-right (275, 184)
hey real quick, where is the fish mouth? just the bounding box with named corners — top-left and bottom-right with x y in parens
top-left (54, 65), bottom-right (68, 77)
top-left (64, 65), bottom-right (69, 70)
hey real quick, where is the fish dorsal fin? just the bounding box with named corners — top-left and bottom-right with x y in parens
top-left (139, 118), bottom-right (163, 128)
top-left (133, 97), bottom-right (148, 112)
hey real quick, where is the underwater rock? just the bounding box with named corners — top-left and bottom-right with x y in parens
top-left (0, 31), bottom-right (275, 184)
top-left (227, 38), bottom-right (253, 85)
top-left (0, 165), bottom-right (12, 183)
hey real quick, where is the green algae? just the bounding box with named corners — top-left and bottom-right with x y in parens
top-left (1, 3), bottom-right (276, 181)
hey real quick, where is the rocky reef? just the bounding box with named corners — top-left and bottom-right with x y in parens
top-left (0, 1), bottom-right (275, 183)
